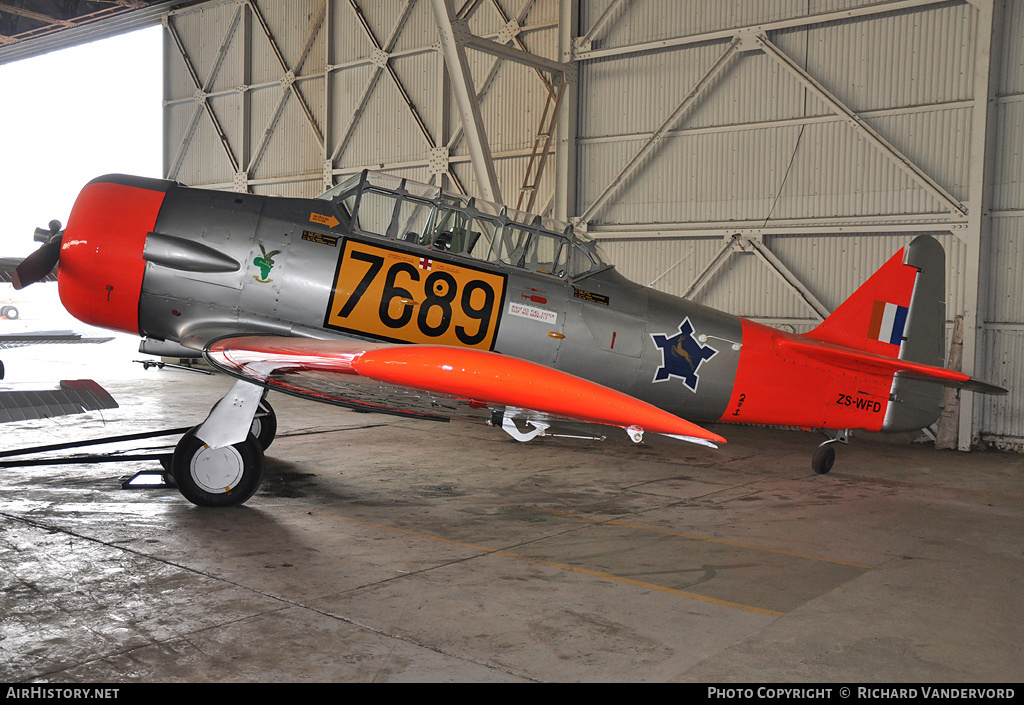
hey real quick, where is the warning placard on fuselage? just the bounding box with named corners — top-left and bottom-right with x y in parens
top-left (325, 239), bottom-right (507, 350)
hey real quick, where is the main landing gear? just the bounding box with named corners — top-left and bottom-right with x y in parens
top-left (171, 427), bottom-right (265, 507)
top-left (812, 428), bottom-right (850, 474)
top-left (171, 382), bottom-right (277, 507)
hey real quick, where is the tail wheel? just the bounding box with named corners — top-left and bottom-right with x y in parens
top-left (172, 426), bottom-right (264, 507)
top-left (1, 305), bottom-right (19, 320)
top-left (249, 399), bottom-right (277, 451)
top-left (812, 444), bottom-right (836, 474)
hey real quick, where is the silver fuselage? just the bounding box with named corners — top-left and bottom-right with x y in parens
top-left (137, 183), bottom-right (742, 424)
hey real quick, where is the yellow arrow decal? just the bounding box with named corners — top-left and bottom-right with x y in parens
top-left (310, 212), bottom-right (340, 228)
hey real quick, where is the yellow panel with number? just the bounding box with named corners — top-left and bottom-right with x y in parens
top-left (324, 239), bottom-right (507, 350)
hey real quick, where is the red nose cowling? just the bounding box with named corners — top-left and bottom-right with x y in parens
top-left (58, 176), bottom-right (168, 335)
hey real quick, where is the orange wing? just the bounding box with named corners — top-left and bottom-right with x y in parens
top-left (204, 336), bottom-right (726, 447)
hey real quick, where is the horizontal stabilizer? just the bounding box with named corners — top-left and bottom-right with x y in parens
top-left (956, 378), bottom-right (1009, 395)
top-left (779, 335), bottom-right (1007, 395)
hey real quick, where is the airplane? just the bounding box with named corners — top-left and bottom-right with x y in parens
top-left (12, 172), bottom-right (1005, 507)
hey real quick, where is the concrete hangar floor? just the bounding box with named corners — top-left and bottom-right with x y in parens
top-left (1, 337), bottom-right (1021, 683)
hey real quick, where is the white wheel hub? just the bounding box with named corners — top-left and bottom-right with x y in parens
top-left (190, 444), bottom-right (245, 494)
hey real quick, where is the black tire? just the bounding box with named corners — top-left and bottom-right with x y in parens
top-left (812, 444), bottom-right (836, 474)
top-left (1, 305), bottom-right (18, 320)
top-left (249, 399), bottom-right (277, 451)
top-left (172, 426), bottom-right (264, 507)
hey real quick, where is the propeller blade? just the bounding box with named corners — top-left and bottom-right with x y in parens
top-left (12, 241), bottom-right (60, 290)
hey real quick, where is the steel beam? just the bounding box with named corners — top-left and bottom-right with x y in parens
top-left (245, 0), bottom-right (325, 178)
top-left (576, 98), bottom-right (974, 148)
top-left (573, 0), bottom-right (956, 62)
top-left (554, 0), bottom-right (579, 223)
top-left (457, 0), bottom-right (486, 20)
top-left (0, 0), bottom-right (181, 65)
top-left (959, 0), bottom-right (1001, 450)
top-left (587, 218), bottom-right (967, 239)
top-left (458, 27), bottom-right (566, 76)
top-left (746, 237), bottom-right (831, 321)
top-left (348, 0), bottom-right (434, 148)
top-left (321, 0), bottom-right (331, 190)
top-left (430, 0), bottom-right (502, 202)
top-left (447, 0), bottom-right (551, 152)
top-left (574, 0), bottom-right (630, 53)
top-left (677, 234), bottom-right (830, 319)
top-left (0, 3), bottom-right (71, 26)
top-left (682, 236), bottom-right (737, 300)
top-left (240, 4), bottom-right (252, 190)
top-left (484, 0), bottom-right (554, 97)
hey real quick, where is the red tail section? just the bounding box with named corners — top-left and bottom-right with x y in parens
top-left (723, 236), bottom-right (1004, 433)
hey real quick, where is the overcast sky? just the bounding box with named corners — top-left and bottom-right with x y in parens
top-left (0, 26), bottom-right (163, 258)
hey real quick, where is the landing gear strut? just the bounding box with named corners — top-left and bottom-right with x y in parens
top-left (813, 429), bottom-right (850, 474)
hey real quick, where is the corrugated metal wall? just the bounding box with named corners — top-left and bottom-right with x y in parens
top-left (162, 0), bottom-right (1024, 449)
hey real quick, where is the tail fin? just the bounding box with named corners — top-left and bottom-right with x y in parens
top-left (805, 235), bottom-right (945, 368)
top-left (805, 236), bottom-right (947, 431)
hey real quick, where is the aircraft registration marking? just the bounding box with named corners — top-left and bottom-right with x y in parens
top-left (835, 393), bottom-right (883, 413)
top-left (325, 239), bottom-right (507, 349)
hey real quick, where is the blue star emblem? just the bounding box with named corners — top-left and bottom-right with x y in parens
top-left (650, 317), bottom-right (718, 392)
